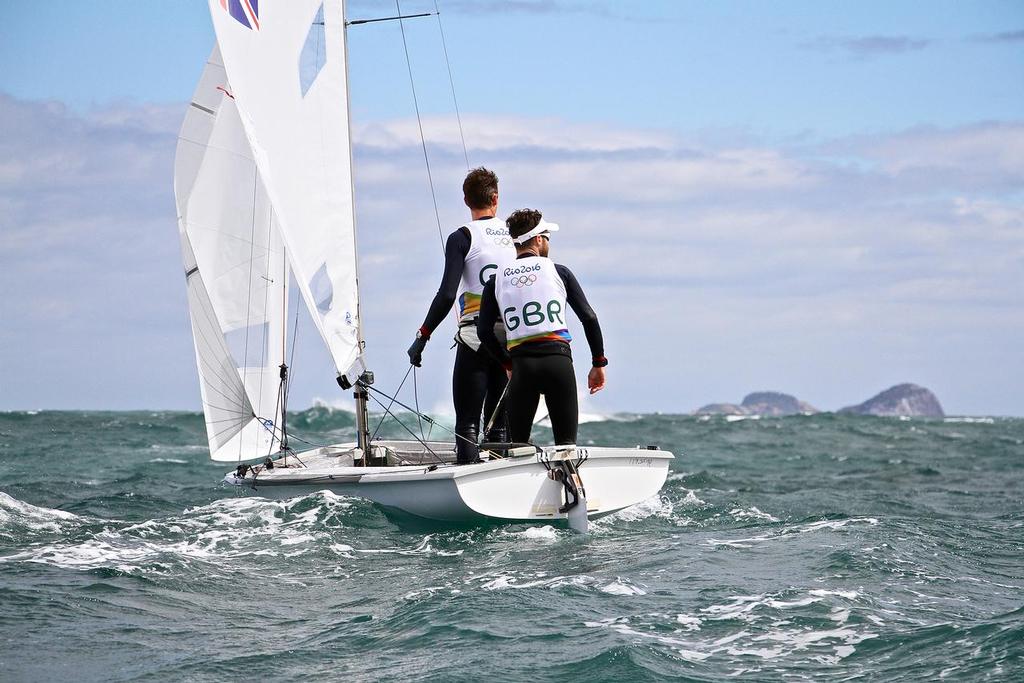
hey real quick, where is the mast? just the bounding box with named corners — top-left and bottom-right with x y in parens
top-left (277, 242), bottom-right (290, 454)
top-left (341, 0), bottom-right (373, 462)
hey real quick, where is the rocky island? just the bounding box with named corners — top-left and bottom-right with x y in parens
top-left (694, 384), bottom-right (945, 417)
top-left (696, 391), bottom-right (819, 417)
top-left (839, 383), bottom-right (944, 417)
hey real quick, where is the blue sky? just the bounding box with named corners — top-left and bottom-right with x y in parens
top-left (1, 1), bottom-right (1022, 415)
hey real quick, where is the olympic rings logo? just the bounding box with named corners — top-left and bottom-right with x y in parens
top-left (493, 237), bottom-right (512, 246)
top-left (511, 274), bottom-right (537, 287)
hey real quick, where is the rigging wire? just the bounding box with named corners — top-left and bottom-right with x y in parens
top-left (433, 0), bottom-right (470, 170)
top-left (362, 381), bottom-right (478, 448)
top-left (369, 364), bottom-right (414, 443)
top-left (363, 390), bottom-right (444, 462)
top-left (396, 0), bottom-right (445, 251)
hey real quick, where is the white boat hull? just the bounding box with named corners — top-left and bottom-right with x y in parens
top-left (224, 441), bottom-right (673, 524)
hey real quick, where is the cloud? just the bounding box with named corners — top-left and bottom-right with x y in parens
top-left (2, 94), bottom-right (1022, 414)
top-left (801, 34), bottom-right (931, 58)
top-left (348, 0), bottom-right (611, 19)
top-left (438, 0), bottom-right (609, 18)
top-left (970, 29), bottom-right (1024, 44)
top-left (349, 0), bottom-right (668, 24)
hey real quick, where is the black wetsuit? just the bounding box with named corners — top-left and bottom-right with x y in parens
top-left (418, 220), bottom-right (508, 462)
top-left (477, 257), bottom-right (606, 445)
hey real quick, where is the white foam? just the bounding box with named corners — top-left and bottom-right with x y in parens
top-left (0, 491), bottom-right (80, 532)
top-left (808, 589), bottom-right (861, 600)
top-left (2, 491), bottom-right (362, 574)
top-left (600, 578), bottom-right (647, 596)
top-left (676, 614), bottom-right (702, 631)
top-left (587, 602), bottom-right (880, 666)
top-left (147, 458), bottom-right (188, 464)
top-left (501, 524), bottom-right (560, 541)
top-left (764, 596), bottom-right (819, 609)
top-left (705, 533), bottom-right (775, 549)
top-left (358, 534), bottom-right (466, 557)
top-left (729, 507), bottom-right (779, 523)
top-left (682, 490), bottom-right (706, 506)
top-left (943, 417), bottom-right (995, 424)
top-left (829, 608), bottom-right (851, 624)
top-left (799, 518), bottom-right (878, 533)
top-left (602, 495), bottom-right (675, 523)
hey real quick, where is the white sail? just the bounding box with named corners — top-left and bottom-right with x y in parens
top-left (208, 0), bottom-right (364, 381)
top-left (175, 47), bottom-right (289, 462)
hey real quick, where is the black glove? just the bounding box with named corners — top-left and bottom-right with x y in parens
top-left (407, 334), bottom-right (428, 367)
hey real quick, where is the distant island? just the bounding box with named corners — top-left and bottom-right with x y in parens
top-left (695, 384), bottom-right (945, 417)
top-left (696, 391), bottom-right (818, 417)
top-left (839, 383), bottom-right (944, 417)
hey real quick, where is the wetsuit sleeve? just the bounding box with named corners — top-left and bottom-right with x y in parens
top-left (418, 228), bottom-right (471, 335)
top-left (477, 279), bottom-right (511, 368)
top-left (556, 264), bottom-right (607, 366)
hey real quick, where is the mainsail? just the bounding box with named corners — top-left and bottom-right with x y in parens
top-left (207, 0), bottom-right (364, 382)
top-left (175, 47), bottom-right (289, 462)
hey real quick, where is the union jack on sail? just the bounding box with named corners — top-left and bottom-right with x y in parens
top-left (220, 0), bottom-right (259, 31)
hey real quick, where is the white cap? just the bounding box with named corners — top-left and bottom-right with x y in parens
top-left (512, 218), bottom-right (560, 245)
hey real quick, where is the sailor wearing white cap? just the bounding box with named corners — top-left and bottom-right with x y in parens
top-left (477, 209), bottom-right (607, 446)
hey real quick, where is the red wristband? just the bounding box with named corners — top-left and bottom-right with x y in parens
top-left (592, 356), bottom-right (608, 368)
top-left (418, 326), bottom-right (431, 340)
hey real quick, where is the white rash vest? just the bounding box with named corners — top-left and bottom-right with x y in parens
top-left (456, 219), bottom-right (515, 323)
top-left (493, 256), bottom-right (572, 349)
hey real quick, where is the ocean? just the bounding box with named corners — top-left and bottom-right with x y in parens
top-left (1, 410), bottom-right (1021, 681)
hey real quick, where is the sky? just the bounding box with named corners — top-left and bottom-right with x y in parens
top-left (1, 0), bottom-right (1022, 416)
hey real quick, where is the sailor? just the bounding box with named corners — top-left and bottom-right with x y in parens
top-left (477, 209), bottom-right (607, 446)
top-left (407, 167), bottom-right (515, 464)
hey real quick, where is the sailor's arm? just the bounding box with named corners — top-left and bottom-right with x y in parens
top-left (408, 228), bottom-right (470, 365)
top-left (556, 264), bottom-right (607, 394)
top-left (477, 279), bottom-right (511, 369)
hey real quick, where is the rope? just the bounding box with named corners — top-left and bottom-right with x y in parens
top-left (396, 0), bottom-right (445, 251)
top-left (483, 381), bottom-right (509, 436)
top-left (413, 366), bottom-right (425, 440)
top-left (433, 0), bottom-right (469, 170)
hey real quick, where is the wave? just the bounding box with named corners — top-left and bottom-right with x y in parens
top-left (705, 516), bottom-right (879, 549)
top-left (0, 491), bottom-right (81, 535)
top-left (585, 586), bottom-right (879, 668)
top-left (0, 491), bottom-right (362, 575)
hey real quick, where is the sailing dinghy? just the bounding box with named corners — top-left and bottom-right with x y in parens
top-left (175, 0), bottom-right (672, 531)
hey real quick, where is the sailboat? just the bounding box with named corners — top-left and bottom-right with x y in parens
top-left (174, 0), bottom-right (672, 531)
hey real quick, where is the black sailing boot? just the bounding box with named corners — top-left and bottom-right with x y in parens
top-left (455, 426), bottom-right (480, 465)
top-left (483, 407), bottom-right (508, 446)
top-left (482, 425), bottom-right (507, 446)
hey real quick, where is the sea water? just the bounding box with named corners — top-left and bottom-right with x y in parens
top-left (1, 410), bottom-right (1021, 681)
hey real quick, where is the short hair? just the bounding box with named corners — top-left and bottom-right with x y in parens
top-left (463, 167), bottom-right (499, 210)
top-left (505, 208), bottom-right (543, 240)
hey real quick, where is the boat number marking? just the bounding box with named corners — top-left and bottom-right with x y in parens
top-left (629, 458), bottom-right (650, 466)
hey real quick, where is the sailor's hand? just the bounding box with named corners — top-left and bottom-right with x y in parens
top-left (588, 366), bottom-right (605, 394)
top-left (407, 333), bottom-right (428, 367)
